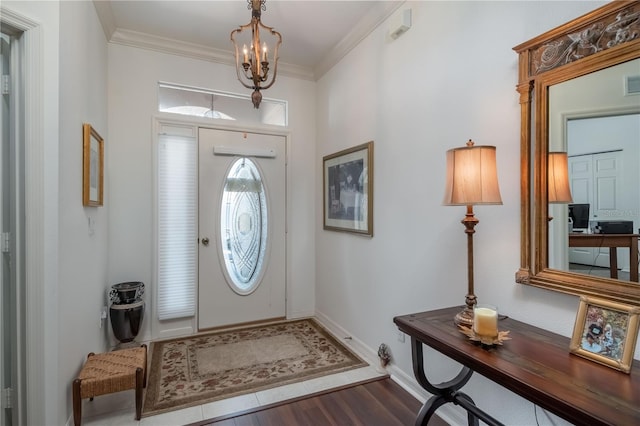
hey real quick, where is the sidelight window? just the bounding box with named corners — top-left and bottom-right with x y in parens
top-left (156, 134), bottom-right (197, 320)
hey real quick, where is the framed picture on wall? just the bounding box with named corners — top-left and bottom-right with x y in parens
top-left (569, 296), bottom-right (640, 373)
top-left (322, 141), bottom-right (373, 236)
top-left (82, 123), bottom-right (104, 207)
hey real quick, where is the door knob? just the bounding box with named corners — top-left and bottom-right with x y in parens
top-left (201, 237), bottom-right (210, 246)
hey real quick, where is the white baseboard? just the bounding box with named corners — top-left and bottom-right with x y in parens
top-left (314, 310), bottom-right (379, 367)
top-left (287, 309), bottom-right (316, 320)
top-left (388, 365), bottom-right (428, 403)
top-left (156, 326), bottom-right (194, 340)
top-left (314, 310), bottom-right (466, 426)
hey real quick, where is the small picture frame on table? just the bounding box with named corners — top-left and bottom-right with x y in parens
top-left (322, 141), bottom-right (373, 236)
top-left (82, 123), bottom-right (104, 207)
top-left (570, 296), bottom-right (639, 373)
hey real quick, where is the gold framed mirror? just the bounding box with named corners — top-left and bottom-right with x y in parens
top-left (514, 1), bottom-right (640, 305)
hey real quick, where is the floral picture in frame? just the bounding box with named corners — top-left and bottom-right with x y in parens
top-left (82, 123), bottom-right (104, 207)
top-left (323, 141), bottom-right (373, 236)
top-left (570, 296), bottom-right (640, 373)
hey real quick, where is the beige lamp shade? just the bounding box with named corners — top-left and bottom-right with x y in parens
top-left (548, 152), bottom-right (573, 204)
top-left (443, 141), bottom-right (502, 206)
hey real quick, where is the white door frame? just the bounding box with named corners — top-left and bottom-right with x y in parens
top-left (0, 27), bottom-right (6, 426)
top-left (0, 7), bottom-right (44, 425)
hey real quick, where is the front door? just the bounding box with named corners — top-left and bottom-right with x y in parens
top-left (198, 128), bottom-right (286, 329)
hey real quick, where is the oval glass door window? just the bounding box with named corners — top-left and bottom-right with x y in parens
top-left (220, 158), bottom-right (268, 294)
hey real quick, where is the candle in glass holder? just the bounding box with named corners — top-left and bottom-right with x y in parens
top-left (473, 304), bottom-right (498, 338)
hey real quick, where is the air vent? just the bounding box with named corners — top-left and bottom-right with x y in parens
top-left (626, 75), bottom-right (640, 95)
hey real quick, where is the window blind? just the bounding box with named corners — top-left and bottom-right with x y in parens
top-left (157, 134), bottom-right (197, 320)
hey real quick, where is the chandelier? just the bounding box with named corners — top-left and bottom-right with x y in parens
top-left (230, 0), bottom-right (282, 108)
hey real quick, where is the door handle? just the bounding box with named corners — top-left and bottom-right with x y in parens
top-left (201, 237), bottom-right (210, 247)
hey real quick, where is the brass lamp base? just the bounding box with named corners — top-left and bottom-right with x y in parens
top-left (454, 293), bottom-right (477, 328)
top-left (454, 306), bottom-right (474, 328)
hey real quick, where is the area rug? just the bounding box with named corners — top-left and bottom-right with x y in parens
top-left (142, 318), bottom-right (367, 417)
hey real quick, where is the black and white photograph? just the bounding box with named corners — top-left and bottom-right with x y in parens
top-left (323, 142), bottom-right (373, 236)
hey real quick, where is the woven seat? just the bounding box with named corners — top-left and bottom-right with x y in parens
top-left (72, 345), bottom-right (147, 426)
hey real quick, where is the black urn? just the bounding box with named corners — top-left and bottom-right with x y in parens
top-left (109, 281), bottom-right (145, 343)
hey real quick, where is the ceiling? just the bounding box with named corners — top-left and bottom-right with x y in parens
top-left (94, 0), bottom-right (403, 80)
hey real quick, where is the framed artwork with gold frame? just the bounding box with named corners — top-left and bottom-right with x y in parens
top-left (82, 123), bottom-right (104, 207)
top-left (322, 141), bottom-right (373, 236)
top-left (570, 296), bottom-right (640, 374)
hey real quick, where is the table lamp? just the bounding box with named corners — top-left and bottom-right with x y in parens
top-left (443, 140), bottom-right (502, 327)
top-left (548, 152), bottom-right (573, 204)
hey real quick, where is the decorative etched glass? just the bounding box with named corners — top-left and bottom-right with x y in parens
top-left (220, 158), bottom-right (268, 294)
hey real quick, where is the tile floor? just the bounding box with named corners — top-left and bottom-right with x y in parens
top-left (81, 364), bottom-right (385, 426)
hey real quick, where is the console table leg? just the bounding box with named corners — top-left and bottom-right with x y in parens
top-left (455, 392), bottom-right (504, 426)
top-left (455, 392), bottom-right (480, 426)
top-left (411, 337), bottom-right (473, 395)
top-left (411, 337), bottom-right (504, 426)
top-left (415, 395), bottom-right (449, 426)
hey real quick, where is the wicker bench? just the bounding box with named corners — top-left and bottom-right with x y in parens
top-left (72, 345), bottom-right (147, 426)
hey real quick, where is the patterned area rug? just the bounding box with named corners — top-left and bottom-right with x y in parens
top-left (142, 318), bottom-right (367, 417)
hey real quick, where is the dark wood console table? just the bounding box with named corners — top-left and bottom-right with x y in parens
top-left (394, 307), bottom-right (640, 426)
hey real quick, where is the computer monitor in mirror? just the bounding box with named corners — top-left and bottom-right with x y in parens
top-left (568, 203), bottom-right (590, 230)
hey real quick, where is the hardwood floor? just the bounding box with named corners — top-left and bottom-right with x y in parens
top-left (189, 377), bottom-right (448, 426)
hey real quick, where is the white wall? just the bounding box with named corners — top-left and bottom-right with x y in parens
top-left (2, 1), bottom-right (108, 424)
top-left (107, 44), bottom-right (317, 340)
top-left (58, 1), bottom-right (110, 422)
top-left (314, 1), bottom-right (637, 425)
top-left (549, 58), bottom-right (640, 150)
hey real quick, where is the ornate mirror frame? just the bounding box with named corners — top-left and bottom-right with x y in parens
top-left (514, 1), bottom-right (640, 305)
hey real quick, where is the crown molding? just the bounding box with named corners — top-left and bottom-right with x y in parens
top-left (109, 28), bottom-right (315, 81)
top-left (93, 0), bottom-right (116, 41)
top-left (313, 1), bottom-right (404, 80)
top-left (94, 1), bottom-right (404, 82)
